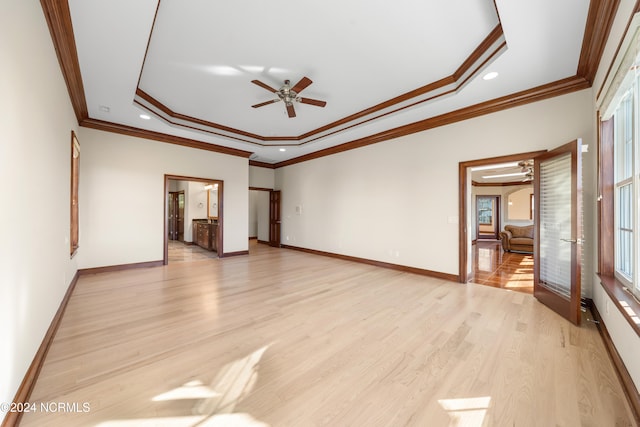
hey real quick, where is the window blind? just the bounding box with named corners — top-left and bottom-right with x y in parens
top-left (539, 153), bottom-right (573, 297)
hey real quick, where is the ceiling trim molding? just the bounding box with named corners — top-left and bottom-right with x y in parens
top-left (80, 118), bottom-right (253, 158)
top-left (274, 76), bottom-right (590, 168)
top-left (249, 160), bottom-right (276, 169)
top-left (578, 0), bottom-right (621, 84)
top-left (135, 23), bottom-right (506, 145)
top-left (472, 180), bottom-right (532, 187)
top-left (40, 0), bottom-right (618, 166)
top-left (40, 0), bottom-right (88, 123)
top-left (596, 0), bottom-right (640, 101)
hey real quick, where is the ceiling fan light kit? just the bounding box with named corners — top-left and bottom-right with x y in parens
top-left (251, 76), bottom-right (327, 118)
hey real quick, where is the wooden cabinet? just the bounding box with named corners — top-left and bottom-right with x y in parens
top-left (192, 220), bottom-right (217, 251)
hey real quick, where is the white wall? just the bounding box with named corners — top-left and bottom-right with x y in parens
top-left (0, 0), bottom-right (79, 414)
top-left (78, 128), bottom-right (249, 268)
top-left (249, 166), bottom-right (275, 188)
top-left (591, 0), bottom-right (640, 393)
top-left (276, 89), bottom-right (595, 279)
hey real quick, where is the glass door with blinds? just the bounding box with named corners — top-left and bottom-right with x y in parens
top-left (533, 139), bottom-right (583, 325)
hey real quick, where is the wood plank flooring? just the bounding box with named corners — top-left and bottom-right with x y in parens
top-left (472, 241), bottom-right (534, 294)
top-left (168, 240), bottom-right (217, 263)
top-left (20, 242), bottom-right (634, 426)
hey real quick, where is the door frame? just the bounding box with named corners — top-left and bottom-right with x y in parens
top-left (459, 150), bottom-right (547, 283)
top-left (249, 186), bottom-right (275, 245)
top-left (164, 174), bottom-right (224, 264)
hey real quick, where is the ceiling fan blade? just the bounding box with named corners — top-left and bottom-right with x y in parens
top-left (291, 76), bottom-right (312, 94)
top-left (251, 80), bottom-right (278, 93)
top-left (299, 97), bottom-right (326, 107)
top-left (286, 103), bottom-right (296, 118)
top-left (251, 99), bottom-right (279, 108)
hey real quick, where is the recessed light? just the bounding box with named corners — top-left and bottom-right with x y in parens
top-left (483, 71), bottom-right (499, 81)
top-left (139, 114), bottom-right (151, 120)
top-left (279, 148), bottom-right (286, 152)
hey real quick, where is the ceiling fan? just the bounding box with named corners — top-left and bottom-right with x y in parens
top-left (251, 77), bottom-right (327, 118)
top-left (518, 160), bottom-right (534, 182)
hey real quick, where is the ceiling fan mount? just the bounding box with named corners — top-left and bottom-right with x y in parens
top-left (518, 160), bottom-right (534, 182)
top-left (251, 76), bottom-right (327, 118)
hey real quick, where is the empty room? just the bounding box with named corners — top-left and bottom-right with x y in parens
top-left (3, 0), bottom-right (640, 426)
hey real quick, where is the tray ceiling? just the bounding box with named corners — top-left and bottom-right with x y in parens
top-left (67, 0), bottom-right (593, 164)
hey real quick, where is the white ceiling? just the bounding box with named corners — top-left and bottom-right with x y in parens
top-left (68, 0), bottom-right (590, 164)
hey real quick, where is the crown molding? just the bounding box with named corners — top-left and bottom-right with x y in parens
top-left (80, 118), bottom-right (253, 158)
top-left (40, 0), bottom-right (618, 166)
top-left (274, 76), bottom-right (590, 168)
top-left (40, 0), bottom-right (88, 123)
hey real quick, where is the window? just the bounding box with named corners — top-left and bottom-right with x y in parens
top-left (607, 60), bottom-right (640, 296)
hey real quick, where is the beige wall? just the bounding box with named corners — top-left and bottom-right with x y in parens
top-left (77, 128), bottom-right (249, 268)
top-left (0, 0), bottom-right (79, 410)
top-left (276, 89), bottom-right (595, 278)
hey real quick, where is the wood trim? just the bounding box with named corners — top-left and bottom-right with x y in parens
top-left (459, 150), bottom-right (547, 283)
top-left (276, 77), bottom-right (588, 168)
top-left (80, 118), bottom-right (252, 158)
top-left (249, 186), bottom-right (273, 191)
top-left (249, 160), bottom-right (276, 169)
top-left (577, 0), bottom-right (621, 84)
top-left (282, 244), bottom-right (459, 282)
top-left (70, 131), bottom-right (80, 258)
top-left (598, 274), bottom-right (640, 337)
top-left (219, 250), bottom-right (249, 258)
top-left (78, 261), bottom-right (163, 275)
top-left (591, 301), bottom-right (640, 424)
top-left (596, 0), bottom-right (640, 101)
top-left (472, 180), bottom-right (532, 187)
top-left (257, 239), bottom-right (269, 245)
top-left (39, 0), bottom-right (88, 123)
top-left (599, 116), bottom-right (615, 275)
top-left (1, 271), bottom-right (80, 427)
top-left (249, 236), bottom-right (258, 240)
top-left (136, 89), bottom-right (278, 142)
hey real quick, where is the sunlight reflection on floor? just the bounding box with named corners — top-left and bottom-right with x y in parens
top-left (95, 345), bottom-right (271, 427)
top-left (438, 396), bottom-right (491, 427)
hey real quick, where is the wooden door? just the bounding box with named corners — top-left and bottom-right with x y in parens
top-left (534, 139), bottom-right (582, 325)
top-left (168, 192), bottom-right (177, 240)
top-left (176, 192), bottom-right (185, 241)
top-left (269, 190), bottom-right (281, 247)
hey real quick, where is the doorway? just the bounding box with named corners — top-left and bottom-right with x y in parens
top-left (168, 190), bottom-right (185, 241)
top-left (459, 151), bottom-right (546, 283)
top-left (164, 175), bottom-right (224, 264)
top-left (248, 187), bottom-right (282, 250)
top-left (476, 195), bottom-right (500, 240)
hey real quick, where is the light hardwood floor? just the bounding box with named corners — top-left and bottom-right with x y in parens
top-left (20, 242), bottom-right (635, 426)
